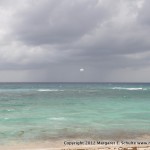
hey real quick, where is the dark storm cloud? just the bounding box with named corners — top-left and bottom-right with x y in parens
top-left (1, 0), bottom-right (150, 82)
top-left (14, 0), bottom-right (113, 45)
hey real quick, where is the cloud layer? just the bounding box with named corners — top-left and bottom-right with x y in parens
top-left (0, 0), bottom-right (150, 82)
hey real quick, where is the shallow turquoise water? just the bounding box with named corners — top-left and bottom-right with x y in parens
top-left (0, 83), bottom-right (150, 143)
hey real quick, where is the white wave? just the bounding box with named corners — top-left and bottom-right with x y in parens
top-left (112, 87), bottom-right (144, 90)
top-left (37, 89), bottom-right (64, 92)
top-left (48, 117), bottom-right (65, 120)
top-left (7, 109), bottom-right (14, 112)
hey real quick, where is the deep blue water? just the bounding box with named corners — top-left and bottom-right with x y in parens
top-left (0, 82), bottom-right (150, 143)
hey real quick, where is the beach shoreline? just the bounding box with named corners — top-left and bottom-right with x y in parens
top-left (1, 139), bottom-right (150, 150)
top-left (1, 144), bottom-right (150, 150)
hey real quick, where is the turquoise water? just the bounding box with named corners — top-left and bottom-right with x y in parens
top-left (0, 82), bottom-right (150, 143)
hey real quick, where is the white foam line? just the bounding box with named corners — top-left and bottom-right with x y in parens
top-left (38, 89), bottom-right (64, 92)
top-left (112, 87), bottom-right (143, 90)
top-left (47, 117), bottom-right (65, 120)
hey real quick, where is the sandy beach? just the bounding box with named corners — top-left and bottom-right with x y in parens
top-left (1, 139), bottom-right (150, 150)
top-left (1, 145), bottom-right (150, 150)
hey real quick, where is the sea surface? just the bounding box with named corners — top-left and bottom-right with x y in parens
top-left (0, 82), bottom-right (150, 144)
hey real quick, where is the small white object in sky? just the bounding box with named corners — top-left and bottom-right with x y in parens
top-left (80, 68), bottom-right (84, 72)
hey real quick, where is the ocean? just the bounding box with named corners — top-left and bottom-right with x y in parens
top-left (0, 82), bottom-right (150, 144)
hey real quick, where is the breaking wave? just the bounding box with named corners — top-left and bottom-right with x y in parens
top-left (47, 117), bottom-right (66, 120)
top-left (37, 89), bottom-right (64, 92)
top-left (112, 87), bottom-right (145, 90)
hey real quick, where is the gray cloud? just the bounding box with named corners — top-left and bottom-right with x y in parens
top-left (14, 0), bottom-right (113, 45)
top-left (138, 0), bottom-right (150, 25)
top-left (0, 0), bottom-right (150, 82)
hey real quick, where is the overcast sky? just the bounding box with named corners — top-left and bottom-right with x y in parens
top-left (0, 0), bottom-right (150, 82)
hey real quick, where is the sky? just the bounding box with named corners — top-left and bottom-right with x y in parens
top-left (0, 0), bottom-right (150, 82)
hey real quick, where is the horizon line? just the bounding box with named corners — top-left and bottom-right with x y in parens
top-left (0, 81), bottom-right (150, 84)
